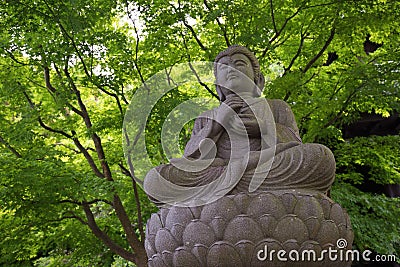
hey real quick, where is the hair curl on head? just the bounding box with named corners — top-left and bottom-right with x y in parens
top-left (214, 45), bottom-right (264, 101)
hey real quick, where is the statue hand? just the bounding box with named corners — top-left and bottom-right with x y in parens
top-left (216, 95), bottom-right (244, 126)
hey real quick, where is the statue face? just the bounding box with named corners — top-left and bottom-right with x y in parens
top-left (216, 53), bottom-right (256, 97)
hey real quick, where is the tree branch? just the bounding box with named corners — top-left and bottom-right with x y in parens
top-left (112, 195), bottom-right (146, 254)
top-left (0, 134), bottom-right (22, 158)
top-left (63, 65), bottom-right (113, 181)
top-left (324, 86), bottom-right (361, 128)
top-left (269, 0), bottom-right (278, 34)
top-left (119, 163), bottom-right (145, 242)
top-left (182, 20), bottom-right (208, 51)
top-left (284, 31), bottom-right (306, 74)
top-left (180, 32), bottom-right (219, 99)
top-left (261, 4), bottom-right (304, 58)
top-left (203, 0), bottom-right (230, 47)
top-left (43, 61), bottom-right (84, 117)
top-left (71, 133), bottom-right (106, 179)
top-left (2, 49), bottom-right (29, 66)
top-left (302, 26), bottom-right (336, 73)
top-left (125, 0), bottom-right (150, 92)
top-left (82, 202), bottom-right (137, 263)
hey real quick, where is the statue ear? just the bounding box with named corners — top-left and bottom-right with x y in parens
top-left (255, 73), bottom-right (265, 96)
top-left (216, 85), bottom-right (226, 102)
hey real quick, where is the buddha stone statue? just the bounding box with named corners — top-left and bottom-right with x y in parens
top-left (144, 45), bottom-right (336, 204)
top-left (144, 46), bottom-right (353, 267)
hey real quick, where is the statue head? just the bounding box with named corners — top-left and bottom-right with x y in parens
top-left (214, 45), bottom-right (265, 101)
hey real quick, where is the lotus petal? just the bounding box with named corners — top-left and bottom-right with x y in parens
top-left (170, 223), bottom-right (184, 244)
top-left (294, 195), bottom-right (324, 221)
top-left (173, 246), bottom-right (200, 266)
top-left (304, 217), bottom-right (321, 239)
top-left (316, 220), bottom-right (340, 246)
top-left (145, 238), bottom-right (156, 258)
top-left (155, 228), bottom-right (179, 253)
top-left (224, 215), bottom-right (263, 244)
top-left (161, 250), bottom-right (173, 266)
top-left (258, 214), bottom-right (278, 237)
top-left (273, 215), bottom-right (308, 244)
top-left (207, 241), bottom-right (241, 267)
top-left (147, 213), bottom-right (163, 236)
top-left (146, 233), bottom-right (156, 252)
top-left (319, 198), bottom-right (332, 219)
top-left (192, 244), bottom-right (208, 266)
top-left (160, 208), bottom-right (169, 227)
top-left (235, 240), bottom-right (255, 264)
top-left (232, 193), bottom-right (251, 213)
top-left (281, 192), bottom-right (298, 213)
top-left (149, 254), bottom-right (168, 267)
top-left (200, 197), bottom-right (238, 223)
top-left (283, 239), bottom-right (299, 251)
top-left (165, 206), bottom-right (194, 229)
top-left (247, 193), bottom-right (286, 219)
top-left (183, 220), bottom-right (216, 247)
top-left (329, 203), bottom-right (346, 226)
top-left (210, 216), bottom-right (227, 240)
top-left (338, 224), bottom-right (353, 246)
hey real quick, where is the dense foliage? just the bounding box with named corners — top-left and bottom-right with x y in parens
top-left (0, 0), bottom-right (399, 265)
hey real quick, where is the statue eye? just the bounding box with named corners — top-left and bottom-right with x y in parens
top-left (218, 64), bottom-right (228, 70)
top-left (235, 61), bottom-right (247, 68)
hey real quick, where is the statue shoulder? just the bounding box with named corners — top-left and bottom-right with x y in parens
top-left (267, 99), bottom-right (292, 112)
top-left (266, 99), bottom-right (298, 131)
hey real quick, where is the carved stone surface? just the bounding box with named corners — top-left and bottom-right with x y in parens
top-left (145, 190), bottom-right (353, 267)
top-left (143, 45), bottom-right (353, 266)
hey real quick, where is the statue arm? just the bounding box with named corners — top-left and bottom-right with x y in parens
top-left (183, 110), bottom-right (224, 159)
top-left (268, 99), bottom-right (302, 143)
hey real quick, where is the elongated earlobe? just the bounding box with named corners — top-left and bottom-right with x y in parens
top-left (255, 73), bottom-right (265, 96)
top-left (216, 85), bottom-right (226, 102)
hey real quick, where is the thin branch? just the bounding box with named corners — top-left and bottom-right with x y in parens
top-left (302, 26), bottom-right (336, 73)
top-left (120, 84), bottom-right (129, 105)
top-left (3, 49), bottom-right (29, 66)
top-left (0, 134), bottom-right (22, 158)
top-left (119, 163), bottom-right (145, 242)
top-left (125, 0), bottom-right (149, 92)
top-left (261, 4), bottom-right (304, 58)
top-left (182, 20), bottom-right (208, 51)
top-left (38, 117), bottom-right (73, 138)
top-left (71, 133), bottom-right (106, 179)
top-left (60, 198), bottom-right (113, 206)
top-left (324, 86), bottom-right (361, 128)
top-left (43, 60), bottom-right (84, 117)
top-left (24, 89), bottom-right (106, 178)
top-left (63, 65), bottom-right (113, 181)
top-left (189, 61), bottom-right (219, 99)
top-left (269, 0), bottom-right (278, 34)
top-left (203, 0), bottom-right (230, 47)
top-left (284, 31), bottom-right (306, 74)
top-left (180, 32), bottom-right (219, 99)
